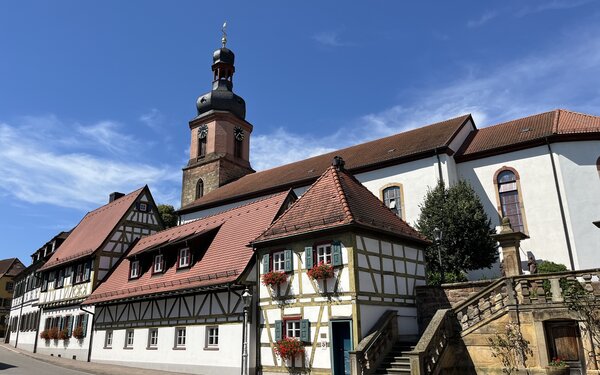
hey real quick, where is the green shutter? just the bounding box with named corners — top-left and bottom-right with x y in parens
top-left (262, 254), bottom-right (270, 273)
top-left (67, 316), bottom-right (73, 337)
top-left (305, 247), bottom-right (314, 269)
top-left (82, 314), bottom-right (89, 338)
top-left (332, 241), bottom-right (342, 266)
top-left (284, 250), bottom-right (293, 272)
top-left (300, 319), bottom-right (310, 342)
top-left (274, 320), bottom-right (283, 342)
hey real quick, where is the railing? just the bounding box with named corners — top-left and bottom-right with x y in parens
top-left (405, 309), bottom-right (454, 375)
top-left (350, 310), bottom-right (398, 375)
top-left (453, 278), bottom-right (512, 332)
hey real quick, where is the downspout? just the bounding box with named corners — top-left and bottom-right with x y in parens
top-left (545, 138), bottom-right (576, 270)
top-left (255, 249), bottom-right (261, 375)
top-left (80, 306), bottom-right (95, 362)
top-left (435, 148), bottom-right (445, 186)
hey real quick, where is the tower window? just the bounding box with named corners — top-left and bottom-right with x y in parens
top-left (196, 179), bottom-right (204, 199)
top-left (233, 127), bottom-right (244, 158)
top-left (496, 169), bottom-right (525, 233)
top-left (199, 137), bottom-right (207, 158)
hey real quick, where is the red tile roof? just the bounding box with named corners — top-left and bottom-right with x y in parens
top-left (253, 165), bottom-right (429, 245)
top-left (38, 187), bottom-right (146, 271)
top-left (178, 114), bottom-right (472, 213)
top-left (457, 109), bottom-right (600, 160)
top-left (0, 258), bottom-right (25, 278)
top-left (84, 191), bottom-right (290, 305)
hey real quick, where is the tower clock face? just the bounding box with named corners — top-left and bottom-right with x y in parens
top-left (198, 124), bottom-right (208, 139)
top-left (234, 126), bottom-right (244, 141)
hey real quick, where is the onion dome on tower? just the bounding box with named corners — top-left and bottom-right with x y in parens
top-left (196, 24), bottom-right (246, 120)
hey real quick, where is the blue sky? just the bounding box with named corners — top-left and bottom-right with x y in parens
top-left (1, 0), bottom-right (600, 264)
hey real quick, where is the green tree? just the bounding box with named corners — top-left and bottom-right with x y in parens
top-left (416, 180), bottom-right (497, 284)
top-left (157, 204), bottom-right (178, 228)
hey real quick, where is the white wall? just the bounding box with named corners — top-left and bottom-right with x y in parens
top-left (37, 305), bottom-right (94, 360)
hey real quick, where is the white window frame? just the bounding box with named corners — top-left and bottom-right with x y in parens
top-left (272, 251), bottom-right (285, 272)
top-left (130, 260), bottom-right (140, 279)
top-left (125, 329), bottom-right (135, 348)
top-left (178, 248), bottom-right (190, 268)
top-left (206, 326), bottom-right (219, 348)
top-left (286, 320), bottom-right (301, 338)
top-left (175, 327), bottom-right (186, 348)
top-left (316, 244), bottom-right (332, 265)
top-left (105, 330), bottom-right (113, 348)
top-left (139, 202), bottom-right (148, 212)
top-left (153, 254), bottom-right (164, 274)
top-left (148, 328), bottom-right (158, 349)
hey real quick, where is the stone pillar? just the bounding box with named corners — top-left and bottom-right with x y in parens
top-left (492, 217), bottom-right (529, 277)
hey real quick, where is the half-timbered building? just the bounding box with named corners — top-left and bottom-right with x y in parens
top-left (35, 187), bottom-right (163, 360)
top-left (84, 191), bottom-right (294, 375)
top-left (1, 257), bottom-right (25, 340)
top-left (251, 161), bottom-right (429, 375)
top-left (7, 231), bottom-right (69, 351)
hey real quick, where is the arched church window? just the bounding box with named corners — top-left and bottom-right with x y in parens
top-left (196, 179), bottom-right (204, 199)
top-left (496, 168), bottom-right (525, 233)
top-left (381, 184), bottom-right (404, 219)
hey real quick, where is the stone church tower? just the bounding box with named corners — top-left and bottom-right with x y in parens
top-left (181, 37), bottom-right (254, 208)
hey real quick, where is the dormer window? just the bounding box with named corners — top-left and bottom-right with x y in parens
top-left (153, 254), bottom-right (164, 274)
top-left (178, 248), bottom-right (191, 269)
top-left (138, 202), bottom-right (148, 212)
top-left (130, 260), bottom-right (140, 279)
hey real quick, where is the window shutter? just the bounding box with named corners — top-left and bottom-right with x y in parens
top-left (67, 316), bottom-right (73, 337)
top-left (262, 254), bottom-right (270, 273)
top-left (332, 241), bottom-right (342, 266)
top-left (300, 319), bottom-right (310, 342)
top-left (284, 250), bottom-right (293, 272)
top-left (304, 247), bottom-right (314, 269)
top-left (82, 314), bottom-right (89, 338)
top-left (274, 320), bottom-right (282, 342)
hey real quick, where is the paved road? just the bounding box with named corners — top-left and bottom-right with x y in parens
top-left (0, 345), bottom-right (91, 375)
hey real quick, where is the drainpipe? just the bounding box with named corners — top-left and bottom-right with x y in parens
top-left (435, 148), bottom-right (445, 186)
top-left (254, 250), bottom-right (261, 375)
top-left (545, 138), bottom-right (575, 270)
top-left (80, 306), bottom-right (95, 362)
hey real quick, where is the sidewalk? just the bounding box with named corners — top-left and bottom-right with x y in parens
top-left (0, 343), bottom-right (189, 375)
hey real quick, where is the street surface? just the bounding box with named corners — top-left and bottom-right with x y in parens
top-left (0, 345), bottom-right (91, 374)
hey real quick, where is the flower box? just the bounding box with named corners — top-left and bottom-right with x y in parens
top-left (48, 327), bottom-right (59, 340)
top-left (58, 328), bottom-right (70, 340)
top-left (546, 357), bottom-right (569, 375)
top-left (307, 261), bottom-right (334, 280)
top-left (72, 326), bottom-right (85, 340)
top-left (40, 330), bottom-right (50, 340)
top-left (262, 271), bottom-right (288, 287)
top-left (274, 337), bottom-right (304, 360)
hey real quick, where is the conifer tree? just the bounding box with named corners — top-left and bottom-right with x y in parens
top-left (416, 180), bottom-right (497, 284)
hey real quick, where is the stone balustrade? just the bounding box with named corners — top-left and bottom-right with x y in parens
top-left (349, 310), bottom-right (398, 375)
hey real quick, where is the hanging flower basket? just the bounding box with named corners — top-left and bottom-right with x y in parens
top-left (274, 337), bottom-right (304, 359)
top-left (72, 326), bottom-right (85, 340)
top-left (58, 328), bottom-right (70, 340)
top-left (48, 327), bottom-right (59, 340)
top-left (40, 330), bottom-right (50, 340)
top-left (262, 271), bottom-right (288, 287)
top-left (307, 261), bottom-right (334, 280)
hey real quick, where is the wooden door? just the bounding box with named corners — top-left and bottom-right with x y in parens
top-left (546, 321), bottom-right (583, 368)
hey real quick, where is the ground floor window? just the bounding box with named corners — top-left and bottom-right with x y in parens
top-left (206, 326), bottom-right (218, 348)
top-left (125, 329), bottom-right (134, 348)
top-left (148, 328), bottom-right (158, 348)
top-left (175, 327), bottom-right (186, 348)
top-left (105, 330), bottom-right (113, 348)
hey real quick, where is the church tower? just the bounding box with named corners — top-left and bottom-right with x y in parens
top-left (181, 29), bottom-right (254, 208)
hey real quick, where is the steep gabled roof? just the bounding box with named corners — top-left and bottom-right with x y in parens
top-left (253, 165), bottom-right (429, 245)
top-left (178, 114), bottom-right (472, 213)
top-left (84, 191), bottom-right (291, 305)
top-left (457, 109), bottom-right (600, 161)
top-left (39, 187), bottom-right (146, 272)
top-left (0, 258), bottom-right (25, 278)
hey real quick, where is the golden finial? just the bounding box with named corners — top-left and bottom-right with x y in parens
top-left (221, 21), bottom-right (227, 48)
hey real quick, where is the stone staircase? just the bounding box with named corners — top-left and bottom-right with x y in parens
top-left (374, 342), bottom-right (415, 374)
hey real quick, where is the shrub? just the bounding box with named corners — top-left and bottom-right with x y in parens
top-left (274, 337), bottom-right (304, 359)
top-left (261, 271), bottom-right (288, 287)
top-left (58, 328), bottom-right (70, 340)
top-left (72, 326), bottom-right (85, 340)
top-left (537, 261), bottom-right (568, 274)
top-left (307, 262), bottom-right (334, 280)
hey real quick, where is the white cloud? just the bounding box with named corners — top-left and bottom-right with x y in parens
top-left (139, 108), bottom-right (165, 131)
top-left (313, 31), bottom-right (349, 47)
top-left (467, 11), bottom-right (498, 28)
top-left (252, 24), bottom-right (600, 171)
top-left (516, 0), bottom-right (596, 17)
top-left (0, 117), bottom-right (180, 209)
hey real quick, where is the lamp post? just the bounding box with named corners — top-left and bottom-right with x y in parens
top-left (241, 288), bottom-right (252, 375)
top-left (433, 227), bottom-right (445, 284)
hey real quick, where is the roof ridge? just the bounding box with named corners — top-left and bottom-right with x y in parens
top-left (552, 109), bottom-right (561, 134)
top-left (330, 167), bottom-right (354, 223)
top-left (85, 186), bottom-right (145, 218)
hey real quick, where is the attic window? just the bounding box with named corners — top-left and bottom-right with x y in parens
top-left (130, 260), bottom-right (140, 279)
top-left (387, 148), bottom-right (396, 153)
top-left (307, 169), bottom-right (315, 173)
top-left (138, 202), bottom-right (148, 212)
top-left (178, 248), bottom-right (191, 268)
top-left (520, 128), bottom-right (531, 133)
top-left (153, 254), bottom-right (164, 274)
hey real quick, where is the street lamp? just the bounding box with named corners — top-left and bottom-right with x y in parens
top-left (241, 288), bottom-right (252, 375)
top-left (433, 227), bottom-right (445, 284)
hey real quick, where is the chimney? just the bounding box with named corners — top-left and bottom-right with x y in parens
top-left (332, 156), bottom-right (345, 171)
top-left (109, 192), bottom-right (125, 203)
